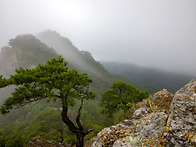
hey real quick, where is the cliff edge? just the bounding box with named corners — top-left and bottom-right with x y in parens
top-left (93, 80), bottom-right (196, 147)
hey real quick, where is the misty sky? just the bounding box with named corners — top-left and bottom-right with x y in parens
top-left (0, 0), bottom-right (196, 75)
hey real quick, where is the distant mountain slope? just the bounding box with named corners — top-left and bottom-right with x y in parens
top-left (0, 34), bottom-right (59, 104)
top-left (0, 31), bottom-right (133, 104)
top-left (36, 30), bottom-right (105, 75)
top-left (0, 34), bottom-right (58, 76)
top-left (100, 61), bottom-right (195, 93)
top-left (36, 30), bottom-right (133, 94)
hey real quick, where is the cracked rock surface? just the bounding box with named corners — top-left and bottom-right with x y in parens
top-left (93, 80), bottom-right (196, 147)
top-left (165, 79), bottom-right (196, 147)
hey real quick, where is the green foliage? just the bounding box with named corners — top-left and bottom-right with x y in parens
top-left (148, 98), bottom-right (153, 113)
top-left (0, 103), bottom-right (64, 146)
top-left (0, 126), bottom-right (25, 147)
top-left (101, 81), bottom-right (149, 116)
top-left (0, 97), bottom-right (115, 146)
top-left (0, 56), bottom-right (96, 146)
top-left (112, 110), bottom-right (126, 125)
top-left (24, 107), bottom-right (62, 142)
top-left (0, 127), bottom-right (7, 147)
top-left (0, 56), bottom-right (95, 114)
top-left (63, 127), bottom-right (76, 145)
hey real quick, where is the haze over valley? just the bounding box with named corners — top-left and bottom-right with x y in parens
top-left (1, 0), bottom-right (196, 76)
top-left (0, 30), bottom-right (194, 95)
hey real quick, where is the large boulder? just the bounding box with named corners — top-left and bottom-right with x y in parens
top-left (93, 109), bottom-right (168, 147)
top-left (164, 79), bottom-right (196, 146)
top-left (126, 89), bottom-right (174, 118)
top-left (93, 80), bottom-right (196, 147)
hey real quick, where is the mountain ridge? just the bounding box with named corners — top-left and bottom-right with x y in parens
top-left (100, 61), bottom-right (195, 93)
top-left (36, 30), bottom-right (135, 94)
top-left (0, 31), bottom-right (135, 104)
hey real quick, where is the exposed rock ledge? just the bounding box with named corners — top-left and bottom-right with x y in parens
top-left (93, 79), bottom-right (196, 147)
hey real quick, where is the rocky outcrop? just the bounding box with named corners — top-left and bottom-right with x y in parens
top-left (125, 89), bottom-right (174, 119)
top-left (164, 79), bottom-right (196, 146)
top-left (93, 109), bottom-right (168, 147)
top-left (93, 80), bottom-right (196, 147)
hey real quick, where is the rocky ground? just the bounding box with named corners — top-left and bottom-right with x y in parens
top-left (93, 79), bottom-right (196, 147)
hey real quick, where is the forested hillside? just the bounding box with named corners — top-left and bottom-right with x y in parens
top-left (36, 30), bottom-right (134, 95)
top-left (0, 32), bottom-right (135, 146)
top-left (101, 61), bottom-right (195, 93)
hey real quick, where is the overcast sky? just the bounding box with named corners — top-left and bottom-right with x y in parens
top-left (0, 0), bottom-right (196, 75)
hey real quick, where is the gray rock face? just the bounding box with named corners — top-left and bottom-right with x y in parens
top-left (165, 79), bottom-right (196, 146)
top-left (93, 108), bottom-right (168, 147)
top-left (93, 80), bottom-right (196, 147)
top-left (133, 108), bottom-right (151, 118)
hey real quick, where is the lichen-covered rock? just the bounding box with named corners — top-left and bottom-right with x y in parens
top-left (126, 89), bottom-right (174, 118)
top-left (93, 108), bottom-right (168, 147)
top-left (151, 89), bottom-right (174, 110)
top-left (133, 108), bottom-right (151, 119)
top-left (164, 79), bottom-right (196, 147)
top-left (93, 80), bottom-right (196, 147)
top-left (27, 136), bottom-right (64, 147)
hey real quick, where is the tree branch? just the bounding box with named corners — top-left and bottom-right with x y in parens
top-left (83, 128), bottom-right (93, 136)
top-left (0, 76), bottom-right (12, 88)
top-left (61, 99), bottom-right (78, 134)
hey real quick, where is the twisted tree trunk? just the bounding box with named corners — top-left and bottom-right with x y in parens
top-left (76, 131), bottom-right (84, 147)
top-left (61, 102), bottom-right (93, 147)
